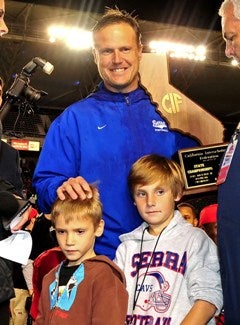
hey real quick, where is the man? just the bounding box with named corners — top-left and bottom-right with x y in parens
top-left (0, 5), bottom-right (15, 324)
top-left (0, 78), bottom-right (23, 196)
top-left (177, 202), bottom-right (199, 226)
top-left (0, 3), bottom-right (22, 197)
top-left (0, 0), bottom-right (7, 38)
top-left (33, 8), bottom-right (197, 259)
top-left (0, 5), bottom-right (30, 324)
top-left (218, 1), bottom-right (240, 323)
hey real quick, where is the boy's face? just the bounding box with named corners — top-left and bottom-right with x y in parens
top-left (55, 214), bottom-right (104, 266)
top-left (133, 181), bottom-right (181, 235)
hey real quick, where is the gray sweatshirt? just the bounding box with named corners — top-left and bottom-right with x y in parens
top-left (114, 210), bottom-right (223, 325)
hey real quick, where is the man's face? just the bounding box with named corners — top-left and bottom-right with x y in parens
top-left (178, 205), bottom-right (198, 227)
top-left (222, 2), bottom-right (240, 64)
top-left (0, 0), bottom-right (8, 37)
top-left (93, 23), bottom-right (142, 93)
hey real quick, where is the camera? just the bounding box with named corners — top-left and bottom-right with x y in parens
top-left (7, 75), bottom-right (47, 103)
top-left (0, 57), bottom-right (54, 122)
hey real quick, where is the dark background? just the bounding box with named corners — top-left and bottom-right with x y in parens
top-left (13, 0), bottom-right (223, 30)
top-left (12, 0), bottom-right (222, 30)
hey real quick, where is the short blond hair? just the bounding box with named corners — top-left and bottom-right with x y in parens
top-left (128, 154), bottom-right (184, 199)
top-left (51, 184), bottom-right (102, 229)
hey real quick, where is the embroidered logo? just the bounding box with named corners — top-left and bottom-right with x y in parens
top-left (152, 120), bottom-right (168, 132)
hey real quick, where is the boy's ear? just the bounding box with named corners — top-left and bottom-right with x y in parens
top-left (174, 194), bottom-right (182, 202)
top-left (95, 219), bottom-right (104, 237)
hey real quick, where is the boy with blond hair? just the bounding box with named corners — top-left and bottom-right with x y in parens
top-left (35, 185), bottom-right (128, 325)
top-left (114, 154), bottom-right (222, 325)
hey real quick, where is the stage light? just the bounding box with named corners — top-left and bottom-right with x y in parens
top-left (231, 59), bottom-right (238, 66)
top-left (48, 25), bottom-right (92, 50)
top-left (149, 41), bottom-right (206, 61)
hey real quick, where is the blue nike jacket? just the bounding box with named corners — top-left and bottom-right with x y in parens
top-left (33, 83), bottom-right (197, 259)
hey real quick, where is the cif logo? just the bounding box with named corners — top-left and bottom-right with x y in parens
top-left (162, 92), bottom-right (182, 114)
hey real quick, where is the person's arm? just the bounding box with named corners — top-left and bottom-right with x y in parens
top-left (91, 264), bottom-right (128, 325)
top-left (35, 274), bottom-right (50, 325)
top-left (113, 241), bottom-right (126, 270)
top-left (185, 231), bottom-right (223, 323)
top-left (22, 259), bottom-right (34, 295)
top-left (33, 109), bottom-right (91, 212)
top-left (180, 300), bottom-right (217, 325)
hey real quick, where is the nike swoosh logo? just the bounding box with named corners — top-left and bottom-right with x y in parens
top-left (97, 125), bottom-right (107, 130)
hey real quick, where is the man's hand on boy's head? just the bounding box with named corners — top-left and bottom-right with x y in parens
top-left (57, 176), bottom-right (93, 201)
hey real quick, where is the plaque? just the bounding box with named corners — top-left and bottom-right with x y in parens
top-left (178, 143), bottom-right (228, 189)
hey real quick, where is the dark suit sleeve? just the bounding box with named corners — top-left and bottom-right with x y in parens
top-left (0, 141), bottom-right (23, 196)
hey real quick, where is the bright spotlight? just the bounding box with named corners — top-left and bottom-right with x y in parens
top-left (149, 40), bottom-right (206, 61)
top-left (231, 59), bottom-right (239, 66)
top-left (48, 25), bottom-right (93, 50)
